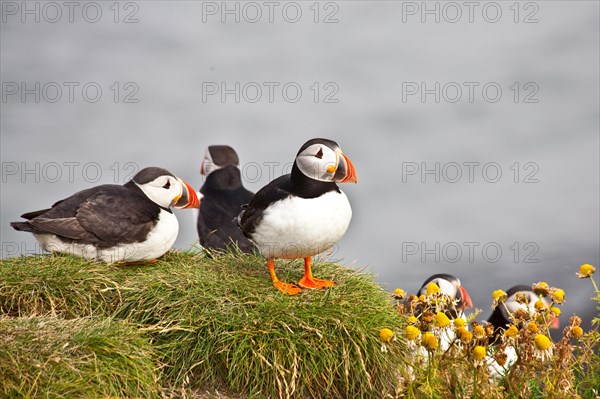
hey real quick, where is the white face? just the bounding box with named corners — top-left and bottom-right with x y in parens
top-left (136, 175), bottom-right (183, 208)
top-left (295, 143), bottom-right (339, 182)
top-left (200, 148), bottom-right (219, 176)
top-left (433, 278), bottom-right (457, 298)
top-left (505, 291), bottom-right (546, 314)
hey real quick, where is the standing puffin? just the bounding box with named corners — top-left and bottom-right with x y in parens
top-left (196, 145), bottom-right (255, 253)
top-left (418, 274), bottom-right (473, 318)
top-left (11, 167), bottom-right (199, 262)
top-left (238, 138), bottom-right (357, 295)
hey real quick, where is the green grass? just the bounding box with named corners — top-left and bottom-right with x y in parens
top-left (0, 251), bottom-right (406, 398)
top-left (0, 316), bottom-right (160, 399)
top-left (574, 332), bottom-right (600, 399)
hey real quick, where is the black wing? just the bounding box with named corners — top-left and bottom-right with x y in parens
top-left (12, 185), bottom-right (119, 235)
top-left (238, 174), bottom-right (293, 237)
top-left (197, 185), bottom-right (255, 252)
top-left (13, 185), bottom-right (160, 248)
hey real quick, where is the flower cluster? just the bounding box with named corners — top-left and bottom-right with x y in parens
top-left (380, 263), bottom-right (599, 399)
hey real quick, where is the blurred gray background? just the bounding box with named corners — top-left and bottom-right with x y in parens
top-left (1, 1), bottom-right (599, 330)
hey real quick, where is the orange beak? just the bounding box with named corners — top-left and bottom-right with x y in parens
top-left (334, 151), bottom-right (357, 183)
top-left (173, 179), bottom-right (200, 209)
top-left (459, 286), bottom-right (473, 309)
top-left (549, 315), bottom-right (560, 329)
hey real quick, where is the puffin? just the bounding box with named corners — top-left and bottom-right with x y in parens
top-left (414, 273), bottom-right (473, 353)
top-left (487, 285), bottom-right (559, 340)
top-left (238, 138), bottom-right (357, 295)
top-left (418, 273), bottom-right (473, 319)
top-left (11, 167), bottom-right (199, 263)
top-left (196, 145), bottom-right (255, 253)
top-left (486, 285), bottom-right (560, 380)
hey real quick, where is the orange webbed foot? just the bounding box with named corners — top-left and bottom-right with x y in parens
top-left (273, 281), bottom-right (302, 296)
top-left (298, 275), bottom-right (336, 290)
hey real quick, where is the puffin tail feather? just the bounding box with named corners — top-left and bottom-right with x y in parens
top-left (10, 221), bottom-right (36, 232)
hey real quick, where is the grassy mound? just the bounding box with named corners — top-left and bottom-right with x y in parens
top-left (1, 254), bottom-right (130, 318)
top-left (0, 316), bottom-right (160, 398)
top-left (0, 252), bottom-right (405, 398)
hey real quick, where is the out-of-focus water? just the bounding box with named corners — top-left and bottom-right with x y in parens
top-left (1, 2), bottom-right (599, 331)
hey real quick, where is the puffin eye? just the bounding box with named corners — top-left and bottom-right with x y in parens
top-left (315, 148), bottom-right (323, 159)
top-left (163, 180), bottom-right (171, 189)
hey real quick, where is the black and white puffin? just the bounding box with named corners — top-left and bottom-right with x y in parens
top-left (196, 145), bottom-right (255, 253)
top-left (418, 273), bottom-right (473, 318)
top-left (487, 285), bottom-right (559, 339)
top-left (486, 285), bottom-right (560, 379)
top-left (11, 167), bottom-right (199, 262)
top-left (238, 138), bottom-right (357, 295)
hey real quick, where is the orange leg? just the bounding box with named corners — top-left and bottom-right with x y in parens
top-left (298, 257), bottom-right (335, 289)
top-left (267, 258), bottom-right (301, 295)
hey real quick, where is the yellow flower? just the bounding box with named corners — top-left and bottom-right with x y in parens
top-left (577, 264), bottom-right (596, 278)
top-left (380, 328), bottom-right (395, 343)
top-left (405, 325), bottom-right (420, 341)
top-left (418, 294), bottom-right (426, 302)
top-left (527, 322), bottom-right (539, 334)
top-left (491, 289), bottom-right (508, 309)
top-left (532, 281), bottom-right (550, 296)
top-left (393, 288), bottom-right (406, 299)
top-left (472, 345), bottom-right (486, 361)
top-left (407, 315), bottom-right (419, 325)
top-left (493, 289), bottom-right (507, 301)
top-left (454, 318), bottom-right (466, 328)
top-left (534, 334), bottom-right (552, 350)
top-left (426, 282), bottom-right (441, 295)
top-left (550, 307), bottom-right (561, 317)
top-left (473, 325), bottom-right (486, 339)
top-left (533, 334), bottom-right (553, 361)
top-left (571, 326), bottom-right (583, 338)
top-left (534, 300), bottom-right (546, 311)
top-left (551, 288), bottom-right (565, 304)
top-left (434, 312), bottom-right (451, 328)
top-left (505, 325), bottom-right (519, 338)
top-left (421, 332), bottom-right (438, 350)
top-left (457, 327), bottom-right (472, 343)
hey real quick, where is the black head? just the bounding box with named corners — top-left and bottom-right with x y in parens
top-left (487, 285), bottom-right (531, 331)
top-left (292, 138), bottom-right (357, 184)
top-left (127, 167), bottom-right (199, 210)
top-left (487, 284), bottom-right (559, 342)
top-left (296, 138), bottom-right (341, 156)
top-left (132, 167), bottom-right (175, 184)
top-left (201, 145), bottom-right (240, 176)
top-left (418, 273), bottom-right (473, 317)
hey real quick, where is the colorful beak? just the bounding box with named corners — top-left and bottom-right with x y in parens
top-left (333, 150), bottom-right (358, 183)
top-left (549, 315), bottom-right (560, 329)
top-left (459, 286), bottom-right (473, 309)
top-left (173, 178), bottom-right (200, 209)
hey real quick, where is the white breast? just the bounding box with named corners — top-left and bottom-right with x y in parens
top-left (190, 191), bottom-right (203, 223)
top-left (251, 190), bottom-right (352, 259)
top-left (35, 209), bottom-right (179, 262)
top-left (488, 346), bottom-right (518, 380)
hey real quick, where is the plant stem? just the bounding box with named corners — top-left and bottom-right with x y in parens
top-left (473, 366), bottom-right (478, 399)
